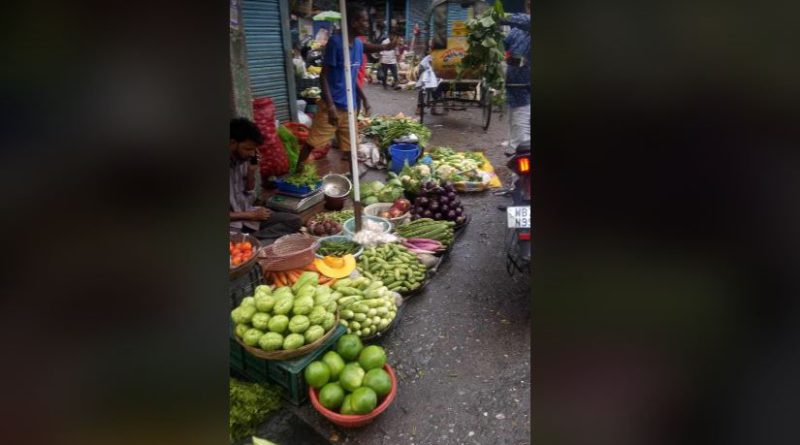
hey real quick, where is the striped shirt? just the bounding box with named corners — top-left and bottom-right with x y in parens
top-left (229, 157), bottom-right (259, 231)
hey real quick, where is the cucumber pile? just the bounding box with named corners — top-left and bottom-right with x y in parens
top-left (333, 277), bottom-right (399, 338)
top-left (395, 218), bottom-right (455, 247)
top-left (357, 244), bottom-right (427, 293)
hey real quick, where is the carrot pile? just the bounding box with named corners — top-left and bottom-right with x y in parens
top-left (265, 262), bottom-right (338, 287)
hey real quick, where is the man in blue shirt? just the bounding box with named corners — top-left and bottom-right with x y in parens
top-left (300, 5), bottom-right (396, 162)
top-left (501, 0), bottom-right (531, 154)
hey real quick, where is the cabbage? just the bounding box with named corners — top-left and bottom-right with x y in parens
top-left (292, 295), bottom-right (314, 315)
top-left (255, 294), bottom-right (276, 313)
top-left (288, 315), bottom-right (311, 333)
top-left (268, 315), bottom-right (289, 334)
top-left (234, 323), bottom-right (250, 338)
top-left (322, 312), bottom-right (336, 331)
top-left (304, 325), bottom-right (325, 343)
top-left (283, 333), bottom-right (305, 350)
top-left (272, 297), bottom-right (294, 315)
top-left (252, 313), bottom-right (271, 330)
top-left (243, 328), bottom-right (264, 346)
top-left (258, 332), bottom-right (284, 351)
top-left (308, 305), bottom-right (328, 325)
top-left (233, 305), bottom-right (257, 324)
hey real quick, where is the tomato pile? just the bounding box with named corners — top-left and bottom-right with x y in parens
top-left (230, 241), bottom-right (254, 267)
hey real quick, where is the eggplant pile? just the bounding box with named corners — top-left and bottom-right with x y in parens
top-left (409, 181), bottom-right (467, 225)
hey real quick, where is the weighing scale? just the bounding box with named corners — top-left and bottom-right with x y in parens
top-left (266, 189), bottom-right (325, 213)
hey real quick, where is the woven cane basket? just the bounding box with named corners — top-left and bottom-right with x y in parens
top-left (258, 234), bottom-right (319, 272)
top-left (233, 312), bottom-right (340, 360)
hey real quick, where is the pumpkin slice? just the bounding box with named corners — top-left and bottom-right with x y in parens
top-left (314, 254), bottom-right (356, 279)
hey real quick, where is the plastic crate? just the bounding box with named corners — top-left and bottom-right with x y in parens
top-left (230, 264), bottom-right (265, 309)
top-left (274, 179), bottom-right (322, 197)
top-left (230, 337), bottom-right (245, 373)
top-left (233, 324), bottom-right (346, 405)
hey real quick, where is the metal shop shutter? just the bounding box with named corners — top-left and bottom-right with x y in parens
top-left (447, 4), bottom-right (469, 35)
top-left (242, 0), bottom-right (292, 122)
top-left (406, 0), bottom-right (430, 41)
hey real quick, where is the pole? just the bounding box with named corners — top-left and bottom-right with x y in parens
top-left (339, 0), bottom-right (363, 232)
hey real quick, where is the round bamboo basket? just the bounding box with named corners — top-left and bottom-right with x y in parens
top-left (233, 312), bottom-right (340, 360)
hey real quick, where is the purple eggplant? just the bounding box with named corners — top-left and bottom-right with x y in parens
top-left (440, 204), bottom-right (450, 213)
top-left (447, 210), bottom-right (457, 220)
top-left (454, 207), bottom-right (463, 216)
top-left (418, 196), bottom-right (429, 207)
top-left (446, 192), bottom-right (457, 201)
top-left (429, 200), bottom-right (440, 211)
top-left (433, 212), bottom-right (443, 220)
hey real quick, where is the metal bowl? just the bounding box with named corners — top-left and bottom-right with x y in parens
top-left (321, 174), bottom-right (352, 198)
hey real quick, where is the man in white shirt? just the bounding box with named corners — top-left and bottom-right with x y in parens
top-left (379, 33), bottom-right (401, 90)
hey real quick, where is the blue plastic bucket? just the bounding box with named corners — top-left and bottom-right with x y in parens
top-left (389, 143), bottom-right (421, 173)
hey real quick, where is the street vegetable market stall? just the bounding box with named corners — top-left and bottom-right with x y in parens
top-left (228, 3), bottom-right (510, 440)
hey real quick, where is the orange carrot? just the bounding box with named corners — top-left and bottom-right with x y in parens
top-left (275, 273), bottom-right (287, 287)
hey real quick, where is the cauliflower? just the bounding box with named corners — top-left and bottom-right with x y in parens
top-left (414, 164), bottom-right (431, 177)
top-left (436, 164), bottom-right (456, 180)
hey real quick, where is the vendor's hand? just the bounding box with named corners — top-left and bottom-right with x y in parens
top-left (327, 107), bottom-right (338, 126)
top-left (250, 207), bottom-right (271, 221)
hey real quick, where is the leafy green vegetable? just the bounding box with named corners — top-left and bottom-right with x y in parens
top-left (309, 210), bottom-right (354, 225)
top-left (362, 115), bottom-right (432, 149)
top-left (459, 0), bottom-right (506, 103)
top-left (282, 163), bottom-right (320, 189)
top-left (277, 126), bottom-right (300, 174)
top-left (229, 378), bottom-right (282, 443)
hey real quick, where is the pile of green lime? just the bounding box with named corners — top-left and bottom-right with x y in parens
top-left (304, 334), bottom-right (394, 416)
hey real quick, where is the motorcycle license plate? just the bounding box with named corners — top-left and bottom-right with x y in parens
top-left (507, 206), bottom-right (531, 228)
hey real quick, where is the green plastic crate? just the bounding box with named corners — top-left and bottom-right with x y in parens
top-left (232, 324), bottom-right (346, 405)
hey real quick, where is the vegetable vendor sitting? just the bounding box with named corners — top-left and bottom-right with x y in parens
top-left (229, 118), bottom-right (302, 243)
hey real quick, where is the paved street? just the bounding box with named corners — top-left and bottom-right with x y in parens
top-left (282, 84), bottom-right (532, 445)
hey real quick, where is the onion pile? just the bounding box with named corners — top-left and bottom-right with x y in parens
top-left (305, 219), bottom-right (343, 237)
top-left (409, 181), bottom-right (466, 225)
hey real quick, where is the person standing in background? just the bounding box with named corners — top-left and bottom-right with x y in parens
top-left (500, 0), bottom-right (531, 154)
top-left (299, 5), bottom-right (395, 162)
top-left (379, 33), bottom-right (401, 90)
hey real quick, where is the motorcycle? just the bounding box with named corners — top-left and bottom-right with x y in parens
top-left (496, 141), bottom-right (531, 275)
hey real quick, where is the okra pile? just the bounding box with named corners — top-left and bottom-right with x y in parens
top-left (357, 243), bottom-right (427, 293)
